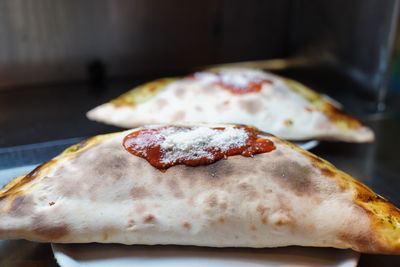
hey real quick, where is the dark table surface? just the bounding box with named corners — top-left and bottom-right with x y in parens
top-left (0, 67), bottom-right (400, 266)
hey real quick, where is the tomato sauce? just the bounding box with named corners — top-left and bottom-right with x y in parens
top-left (216, 79), bottom-right (272, 94)
top-left (188, 72), bottom-right (273, 94)
top-left (123, 126), bottom-right (275, 170)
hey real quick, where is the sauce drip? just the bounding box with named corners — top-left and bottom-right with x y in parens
top-left (123, 126), bottom-right (275, 170)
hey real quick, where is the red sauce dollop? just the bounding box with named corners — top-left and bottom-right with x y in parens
top-left (123, 126), bottom-right (275, 170)
top-left (216, 79), bottom-right (272, 94)
top-left (188, 72), bottom-right (273, 94)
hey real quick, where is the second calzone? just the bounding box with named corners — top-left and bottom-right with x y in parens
top-left (87, 68), bottom-right (374, 142)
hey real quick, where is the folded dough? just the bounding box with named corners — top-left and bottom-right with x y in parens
top-left (0, 124), bottom-right (397, 254)
top-left (87, 68), bottom-right (374, 142)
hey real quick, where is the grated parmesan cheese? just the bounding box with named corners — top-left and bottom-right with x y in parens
top-left (193, 69), bottom-right (271, 88)
top-left (160, 126), bottom-right (248, 164)
top-left (123, 125), bottom-right (275, 169)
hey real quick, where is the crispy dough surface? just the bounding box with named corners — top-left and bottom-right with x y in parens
top-left (0, 125), bottom-right (397, 254)
top-left (87, 68), bottom-right (374, 142)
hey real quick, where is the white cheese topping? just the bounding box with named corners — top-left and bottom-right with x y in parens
top-left (193, 68), bottom-right (272, 88)
top-left (160, 126), bottom-right (248, 163)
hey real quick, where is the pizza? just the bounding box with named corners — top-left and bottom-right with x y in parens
top-left (87, 68), bottom-right (374, 142)
top-left (0, 124), bottom-right (398, 254)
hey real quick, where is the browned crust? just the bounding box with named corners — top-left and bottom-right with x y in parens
top-left (282, 77), bottom-right (365, 130)
top-left (202, 68), bottom-right (366, 131)
top-left (279, 138), bottom-right (400, 254)
top-left (0, 161), bottom-right (56, 204)
top-left (0, 134), bottom-right (113, 207)
top-left (111, 78), bottom-right (179, 107)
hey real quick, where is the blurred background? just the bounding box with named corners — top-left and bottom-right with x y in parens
top-left (1, 0), bottom-right (400, 266)
top-left (0, 0), bottom-right (399, 145)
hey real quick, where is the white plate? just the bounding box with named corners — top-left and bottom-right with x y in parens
top-left (0, 164), bottom-right (38, 187)
top-left (52, 244), bottom-right (359, 267)
top-left (294, 140), bottom-right (319, 151)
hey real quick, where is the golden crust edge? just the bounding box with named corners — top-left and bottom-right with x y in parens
top-left (282, 77), bottom-right (374, 141)
top-left (110, 77), bottom-right (180, 107)
top-left (0, 132), bottom-right (120, 210)
top-left (276, 137), bottom-right (400, 254)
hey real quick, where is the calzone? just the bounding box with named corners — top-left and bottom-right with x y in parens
top-left (0, 124), bottom-right (397, 254)
top-left (87, 68), bottom-right (374, 142)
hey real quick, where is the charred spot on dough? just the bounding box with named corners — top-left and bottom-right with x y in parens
top-left (0, 195), bottom-right (7, 203)
top-left (261, 216), bottom-right (268, 224)
top-left (171, 111), bottom-right (185, 121)
top-left (32, 217), bottom-right (69, 240)
top-left (173, 155), bottom-right (255, 188)
top-left (239, 99), bottom-right (263, 114)
top-left (34, 225), bottom-right (69, 240)
top-left (237, 183), bottom-right (258, 200)
top-left (185, 159), bottom-right (236, 183)
top-left (102, 227), bottom-right (118, 241)
top-left (182, 221), bottom-right (191, 230)
top-left (4, 162), bottom-right (53, 196)
top-left (275, 217), bottom-right (292, 226)
top-left (339, 203), bottom-right (395, 253)
top-left (132, 157), bottom-right (156, 175)
top-left (167, 179), bottom-right (184, 198)
top-left (355, 189), bottom-right (400, 224)
top-left (301, 151), bottom-right (324, 165)
top-left (270, 150), bottom-right (284, 158)
top-left (9, 195), bottom-right (35, 217)
top-left (127, 219), bottom-right (136, 228)
top-left (257, 204), bottom-right (268, 215)
top-left (93, 153), bottom-right (128, 180)
top-left (65, 137), bottom-right (92, 154)
top-left (135, 203), bottom-right (147, 214)
top-left (283, 119), bottom-right (293, 126)
top-left (216, 100), bottom-right (231, 112)
top-left (10, 195), bottom-right (25, 212)
top-left (339, 202), bottom-right (379, 253)
top-left (195, 106), bottom-right (203, 112)
top-left (156, 98), bottom-right (168, 110)
top-left (219, 202), bottom-right (228, 210)
top-left (277, 193), bottom-right (294, 213)
top-left (258, 130), bottom-right (275, 138)
top-left (218, 217), bottom-right (225, 223)
top-left (174, 88), bottom-right (186, 99)
top-left (352, 180), bottom-right (393, 205)
top-left (130, 186), bottom-right (150, 199)
top-left (143, 214), bottom-right (155, 224)
top-left (320, 167), bottom-right (336, 177)
top-left (203, 85), bottom-right (216, 94)
top-left (266, 161), bottom-right (315, 196)
top-left (205, 193), bottom-right (218, 208)
top-left (339, 230), bottom-right (378, 253)
top-left (324, 104), bottom-right (363, 129)
top-left (251, 225), bottom-right (257, 231)
top-left (103, 232), bottom-right (109, 241)
top-left (359, 193), bottom-right (387, 204)
top-left (272, 201), bottom-right (295, 227)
